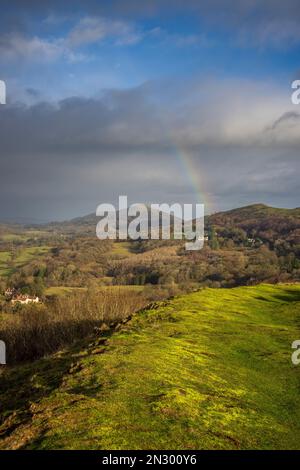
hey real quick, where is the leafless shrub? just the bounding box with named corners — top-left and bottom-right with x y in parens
top-left (0, 288), bottom-right (146, 364)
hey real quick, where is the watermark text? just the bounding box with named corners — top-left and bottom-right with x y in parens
top-left (0, 340), bottom-right (6, 365)
top-left (96, 196), bottom-right (204, 251)
top-left (0, 80), bottom-right (6, 105)
top-left (291, 340), bottom-right (300, 365)
top-left (291, 80), bottom-right (300, 105)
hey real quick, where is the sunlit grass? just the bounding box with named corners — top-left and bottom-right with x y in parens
top-left (0, 284), bottom-right (299, 449)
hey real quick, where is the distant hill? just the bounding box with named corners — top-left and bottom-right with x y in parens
top-left (203, 203), bottom-right (300, 247)
top-left (1, 204), bottom-right (299, 249)
top-left (207, 203), bottom-right (300, 225)
top-left (44, 206), bottom-right (184, 236)
top-left (42, 203), bottom-right (299, 232)
top-left (1, 203), bottom-right (298, 234)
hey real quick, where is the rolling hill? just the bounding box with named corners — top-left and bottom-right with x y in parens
top-left (1, 284), bottom-right (299, 450)
top-left (207, 203), bottom-right (300, 227)
top-left (1, 202), bottom-right (299, 238)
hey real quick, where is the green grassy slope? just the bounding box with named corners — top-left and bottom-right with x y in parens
top-left (0, 246), bottom-right (50, 278)
top-left (0, 284), bottom-right (300, 450)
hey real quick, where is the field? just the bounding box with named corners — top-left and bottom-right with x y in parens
top-left (0, 246), bottom-right (50, 277)
top-left (14, 246), bottom-right (50, 265)
top-left (0, 230), bottom-right (50, 242)
top-left (110, 241), bottom-right (134, 258)
top-left (0, 284), bottom-right (299, 450)
top-left (0, 252), bottom-right (11, 276)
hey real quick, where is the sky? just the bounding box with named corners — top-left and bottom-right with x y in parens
top-left (0, 0), bottom-right (300, 222)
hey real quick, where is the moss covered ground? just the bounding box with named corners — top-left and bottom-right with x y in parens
top-left (0, 284), bottom-right (299, 449)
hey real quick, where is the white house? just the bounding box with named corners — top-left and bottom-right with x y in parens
top-left (11, 294), bottom-right (40, 305)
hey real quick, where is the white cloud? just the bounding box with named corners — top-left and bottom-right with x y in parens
top-left (0, 14), bottom-right (211, 66)
top-left (0, 34), bottom-right (62, 61)
top-left (0, 16), bottom-right (143, 64)
top-left (0, 33), bottom-right (86, 63)
top-left (67, 16), bottom-right (142, 47)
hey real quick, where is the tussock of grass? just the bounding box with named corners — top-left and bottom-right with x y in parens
top-left (0, 284), bottom-right (299, 450)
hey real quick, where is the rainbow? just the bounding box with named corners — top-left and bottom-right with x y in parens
top-left (171, 143), bottom-right (213, 214)
top-left (156, 113), bottom-right (212, 213)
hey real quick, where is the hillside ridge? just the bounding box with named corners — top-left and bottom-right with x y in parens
top-left (1, 284), bottom-right (299, 450)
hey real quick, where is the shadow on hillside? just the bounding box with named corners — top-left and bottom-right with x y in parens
top-left (255, 288), bottom-right (300, 304)
top-left (1, 318), bottom-right (108, 364)
top-left (273, 288), bottom-right (300, 303)
top-left (255, 296), bottom-right (273, 302)
top-left (0, 330), bottom-right (111, 442)
top-left (0, 354), bottom-right (71, 441)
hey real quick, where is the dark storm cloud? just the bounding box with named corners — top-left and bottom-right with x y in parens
top-left (269, 111), bottom-right (300, 130)
top-left (0, 77), bottom-right (300, 220)
top-left (1, 78), bottom-right (298, 158)
top-left (0, 88), bottom-right (168, 157)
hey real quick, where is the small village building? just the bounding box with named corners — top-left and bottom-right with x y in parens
top-left (11, 294), bottom-right (40, 305)
top-left (3, 288), bottom-right (40, 305)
